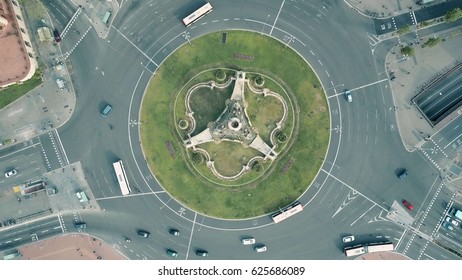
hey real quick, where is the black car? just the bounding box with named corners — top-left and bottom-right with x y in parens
top-left (166, 249), bottom-right (179, 258)
top-left (398, 169), bottom-right (408, 180)
top-left (195, 250), bottom-right (208, 257)
top-left (137, 230), bottom-right (151, 238)
top-left (53, 29), bottom-right (61, 43)
top-left (169, 229), bottom-right (180, 236)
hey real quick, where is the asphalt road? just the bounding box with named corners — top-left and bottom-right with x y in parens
top-left (1, 0), bottom-right (461, 260)
top-left (414, 67), bottom-right (462, 123)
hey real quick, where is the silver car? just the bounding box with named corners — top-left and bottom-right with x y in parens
top-left (254, 245), bottom-right (267, 253)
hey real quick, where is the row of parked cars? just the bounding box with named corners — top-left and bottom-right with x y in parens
top-left (441, 207), bottom-right (462, 231)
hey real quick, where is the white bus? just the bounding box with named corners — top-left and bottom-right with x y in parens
top-left (344, 242), bottom-right (393, 257)
top-left (366, 242), bottom-right (394, 253)
top-left (113, 160), bottom-right (131, 195)
top-left (344, 245), bottom-right (366, 257)
top-left (182, 2), bottom-right (213, 27)
top-left (271, 202), bottom-right (304, 224)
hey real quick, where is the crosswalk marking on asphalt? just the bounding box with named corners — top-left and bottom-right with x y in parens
top-left (63, 26), bottom-right (93, 60)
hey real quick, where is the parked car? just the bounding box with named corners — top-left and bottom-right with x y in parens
top-left (195, 250), bottom-right (208, 257)
top-left (169, 229), bottom-right (180, 236)
top-left (398, 169), bottom-right (409, 180)
top-left (241, 238), bottom-right (256, 245)
top-left (403, 200), bottom-right (414, 210)
top-left (442, 221), bottom-right (454, 231)
top-left (53, 29), bottom-right (61, 43)
top-left (254, 245), bottom-right (267, 253)
top-left (445, 216), bottom-right (459, 227)
top-left (101, 103), bottom-right (112, 117)
top-left (137, 230), bottom-right (151, 238)
top-left (342, 235), bottom-right (355, 243)
top-left (4, 169), bottom-right (17, 178)
top-left (166, 249), bottom-right (178, 258)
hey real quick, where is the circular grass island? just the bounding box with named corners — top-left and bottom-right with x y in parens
top-left (140, 31), bottom-right (329, 219)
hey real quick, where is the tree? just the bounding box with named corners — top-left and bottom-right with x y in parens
top-left (397, 24), bottom-right (410, 35)
top-left (400, 46), bottom-right (414, 56)
top-left (419, 21), bottom-right (430, 28)
top-left (422, 37), bottom-right (441, 48)
top-left (254, 75), bottom-right (264, 86)
top-left (251, 161), bottom-right (262, 172)
top-left (191, 152), bottom-right (204, 165)
top-left (444, 8), bottom-right (462, 23)
top-left (215, 69), bottom-right (226, 81)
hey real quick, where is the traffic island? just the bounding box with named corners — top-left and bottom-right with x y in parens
top-left (140, 31), bottom-right (329, 218)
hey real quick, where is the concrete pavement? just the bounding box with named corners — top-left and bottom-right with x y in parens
top-left (0, 0), bottom-right (119, 149)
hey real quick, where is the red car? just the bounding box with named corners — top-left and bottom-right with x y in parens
top-left (403, 200), bottom-right (414, 210)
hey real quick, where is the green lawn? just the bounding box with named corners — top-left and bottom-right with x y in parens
top-left (140, 31), bottom-right (329, 218)
top-left (0, 70), bottom-right (42, 110)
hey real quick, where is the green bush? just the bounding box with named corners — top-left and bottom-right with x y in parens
top-left (215, 69), bottom-right (226, 81)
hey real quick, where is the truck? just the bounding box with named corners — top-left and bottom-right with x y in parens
top-left (56, 78), bottom-right (65, 90)
top-left (450, 207), bottom-right (462, 220)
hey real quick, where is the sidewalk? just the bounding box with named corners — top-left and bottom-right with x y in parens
top-left (0, 0), bottom-right (120, 148)
top-left (344, 0), bottom-right (447, 19)
top-left (18, 233), bottom-right (127, 260)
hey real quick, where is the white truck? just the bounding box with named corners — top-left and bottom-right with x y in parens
top-left (56, 78), bottom-right (65, 90)
top-left (450, 207), bottom-right (462, 220)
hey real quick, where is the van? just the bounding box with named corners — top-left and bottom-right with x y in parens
top-left (101, 104), bottom-right (112, 117)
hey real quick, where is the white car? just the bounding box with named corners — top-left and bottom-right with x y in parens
top-left (241, 238), bottom-right (256, 245)
top-left (254, 245), bottom-right (267, 253)
top-left (4, 169), bottom-right (17, 178)
top-left (445, 216), bottom-right (459, 227)
top-left (342, 235), bottom-right (355, 243)
top-left (344, 90), bottom-right (352, 102)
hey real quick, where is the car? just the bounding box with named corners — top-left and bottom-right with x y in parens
top-left (445, 216), bottom-right (459, 227)
top-left (254, 245), bottom-right (267, 253)
top-left (403, 200), bottom-right (414, 210)
top-left (195, 250), bottom-right (208, 257)
top-left (166, 249), bottom-right (178, 258)
top-left (241, 238), bottom-right (256, 245)
top-left (101, 104), bottom-right (112, 117)
top-left (137, 230), bottom-right (151, 238)
top-left (398, 169), bottom-right (408, 179)
top-left (4, 169), bottom-right (17, 178)
top-left (344, 90), bottom-right (352, 102)
top-left (53, 29), bottom-right (61, 43)
top-left (169, 229), bottom-right (180, 236)
top-left (74, 222), bottom-right (87, 230)
top-left (342, 235), bottom-right (355, 243)
top-left (442, 221), bottom-right (454, 231)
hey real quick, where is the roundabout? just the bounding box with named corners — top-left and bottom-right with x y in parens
top-left (140, 31), bottom-right (329, 218)
top-left (8, 0), bottom-right (458, 261)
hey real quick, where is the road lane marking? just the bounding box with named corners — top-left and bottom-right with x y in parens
top-left (270, 0), bottom-right (285, 36)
